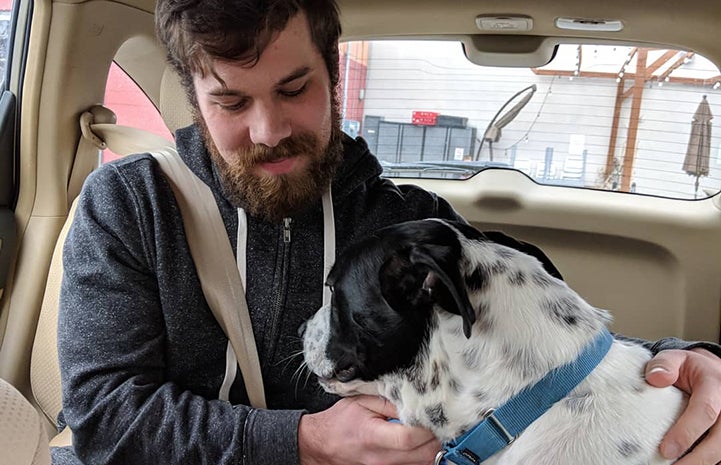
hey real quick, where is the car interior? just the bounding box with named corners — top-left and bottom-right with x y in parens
top-left (1, 0), bottom-right (720, 463)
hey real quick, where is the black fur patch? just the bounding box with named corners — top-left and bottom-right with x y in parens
top-left (509, 270), bottom-right (527, 286)
top-left (466, 266), bottom-right (490, 292)
top-left (389, 385), bottom-right (401, 402)
top-left (466, 261), bottom-right (508, 292)
top-left (473, 389), bottom-right (488, 402)
top-left (429, 361), bottom-right (441, 390)
top-left (426, 403), bottom-right (448, 427)
top-left (545, 296), bottom-right (581, 326)
top-left (448, 377), bottom-right (462, 393)
top-left (618, 441), bottom-right (641, 458)
top-left (489, 261), bottom-right (509, 275)
top-left (412, 377), bottom-right (428, 395)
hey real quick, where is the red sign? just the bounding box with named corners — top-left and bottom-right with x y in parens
top-left (412, 110), bottom-right (439, 126)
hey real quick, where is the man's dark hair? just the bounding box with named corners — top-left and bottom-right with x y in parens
top-left (155, 0), bottom-right (342, 104)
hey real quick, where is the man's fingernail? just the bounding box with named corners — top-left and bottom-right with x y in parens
top-left (662, 442), bottom-right (682, 459)
top-left (647, 366), bottom-right (669, 375)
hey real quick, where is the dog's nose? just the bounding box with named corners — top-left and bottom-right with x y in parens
top-left (297, 321), bottom-right (308, 338)
top-left (334, 364), bottom-right (358, 382)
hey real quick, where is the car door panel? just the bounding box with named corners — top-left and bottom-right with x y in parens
top-left (401, 170), bottom-right (721, 343)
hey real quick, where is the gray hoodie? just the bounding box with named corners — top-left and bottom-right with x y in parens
top-left (54, 125), bottom-right (720, 465)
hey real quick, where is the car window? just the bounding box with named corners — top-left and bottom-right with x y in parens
top-left (0, 0), bottom-right (14, 303)
top-left (0, 9), bottom-right (10, 83)
top-left (102, 62), bottom-right (173, 163)
top-left (339, 40), bottom-right (721, 200)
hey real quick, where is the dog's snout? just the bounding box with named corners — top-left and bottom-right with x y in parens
top-left (297, 321), bottom-right (308, 338)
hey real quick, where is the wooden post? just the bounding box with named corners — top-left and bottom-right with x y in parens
top-left (605, 77), bottom-right (626, 178)
top-left (620, 48), bottom-right (648, 192)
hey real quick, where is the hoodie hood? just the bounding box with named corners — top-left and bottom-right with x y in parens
top-left (174, 124), bottom-right (383, 205)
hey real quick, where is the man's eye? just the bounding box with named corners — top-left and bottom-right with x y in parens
top-left (217, 100), bottom-right (247, 112)
top-left (280, 83), bottom-right (307, 98)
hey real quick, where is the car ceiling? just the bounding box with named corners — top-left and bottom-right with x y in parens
top-left (97, 0), bottom-right (721, 70)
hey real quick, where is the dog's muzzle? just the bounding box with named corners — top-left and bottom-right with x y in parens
top-left (302, 304), bottom-right (335, 379)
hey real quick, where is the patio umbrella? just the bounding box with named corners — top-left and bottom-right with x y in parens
top-left (476, 84), bottom-right (537, 161)
top-left (683, 95), bottom-right (713, 198)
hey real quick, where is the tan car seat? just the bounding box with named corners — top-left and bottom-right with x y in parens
top-left (29, 199), bottom-right (77, 441)
top-left (0, 378), bottom-right (51, 465)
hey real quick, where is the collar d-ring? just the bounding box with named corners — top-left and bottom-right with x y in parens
top-left (433, 450), bottom-right (446, 465)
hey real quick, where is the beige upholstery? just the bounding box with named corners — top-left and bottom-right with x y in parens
top-left (0, 378), bottom-right (51, 465)
top-left (160, 66), bottom-right (194, 134)
top-left (30, 200), bottom-right (78, 427)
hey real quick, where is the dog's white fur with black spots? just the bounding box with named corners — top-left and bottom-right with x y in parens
top-left (302, 218), bottom-right (687, 465)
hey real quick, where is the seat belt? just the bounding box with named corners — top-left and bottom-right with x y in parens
top-left (78, 113), bottom-right (267, 408)
top-left (67, 106), bottom-right (116, 207)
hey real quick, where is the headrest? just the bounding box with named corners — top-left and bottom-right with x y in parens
top-left (159, 67), bottom-right (194, 134)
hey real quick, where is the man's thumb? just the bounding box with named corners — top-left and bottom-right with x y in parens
top-left (645, 350), bottom-right (684, 387)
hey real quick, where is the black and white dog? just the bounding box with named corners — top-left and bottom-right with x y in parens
top-left (302, 219), bottom-right (687, 465)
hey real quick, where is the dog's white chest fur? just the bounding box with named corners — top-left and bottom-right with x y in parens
top-left (303, 220), bottom-right (687, 465)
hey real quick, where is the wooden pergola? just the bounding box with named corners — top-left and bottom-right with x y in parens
top-left (533, 47), bottom-right (721, 191)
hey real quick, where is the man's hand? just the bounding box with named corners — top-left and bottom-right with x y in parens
top-left (645, 348), bottom-right (721, 464)
top-left (298, 395), bottom-right (440, 465)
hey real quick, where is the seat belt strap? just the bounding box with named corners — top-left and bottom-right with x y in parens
top-left (68, 107), bottom-right (117, 206)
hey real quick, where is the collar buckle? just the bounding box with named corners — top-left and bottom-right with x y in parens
top-left (481, 409), bottom-right (516, 445)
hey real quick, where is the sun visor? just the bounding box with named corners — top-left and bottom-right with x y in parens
top-left (462, 35), bottom-right (557, 68)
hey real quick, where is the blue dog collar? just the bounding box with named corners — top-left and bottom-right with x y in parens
top-left (437, 328), bottom-right (614, 465)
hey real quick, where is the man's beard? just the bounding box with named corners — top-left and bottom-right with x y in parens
top-left (198, 107), bottom-right (344, 223)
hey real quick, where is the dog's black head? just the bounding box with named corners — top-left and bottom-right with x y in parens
top-left (320, 219), bottom-right (476, 383)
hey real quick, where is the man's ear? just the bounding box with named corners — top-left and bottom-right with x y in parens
top-left (408, 246), bottom-right (476, 338)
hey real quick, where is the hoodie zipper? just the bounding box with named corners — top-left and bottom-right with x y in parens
top-left (265, 217), bottom-right (292, 369)
top-left (283, 218), bottom-right (292, 243)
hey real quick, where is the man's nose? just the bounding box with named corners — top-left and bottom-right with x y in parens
top-left (249, 101), bottom-right (292, 147)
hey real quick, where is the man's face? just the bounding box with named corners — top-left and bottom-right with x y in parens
top-left (193, 13), bottom-right (343, 222)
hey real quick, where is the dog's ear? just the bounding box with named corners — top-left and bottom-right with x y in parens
top-left (379, 245), bottom-right (476, 338)
top-left (408, 246), bottom-right (476, 338)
